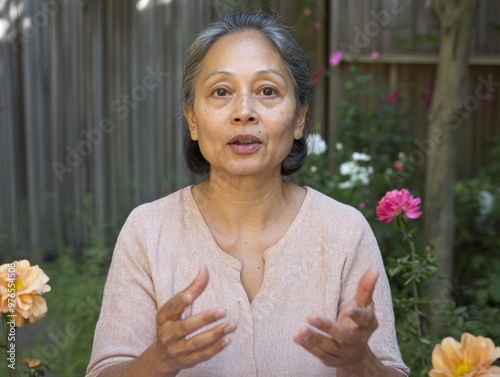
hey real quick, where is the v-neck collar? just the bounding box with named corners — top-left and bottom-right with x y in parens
top-left (184, 185), bottom-right (313, 270)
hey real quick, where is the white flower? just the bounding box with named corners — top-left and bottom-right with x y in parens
top-left (307, 134), bottom-right (327, 155)
top-left (338, 181), bottom-right (354, 189)
top-left (352, 152), bottom-right (371, 161)
top-left (475, 190), bottom-right (495, 225)
top-left (478, 190), bottom-right (494, 216)
top-left (339, 161), bottom-right (357, 176)
top-left (338, 160), bottom-right (373, 190)
top-left (335, 142), bottom-right (343, 151)
top-left (310, 166), bottom-right (318, 173)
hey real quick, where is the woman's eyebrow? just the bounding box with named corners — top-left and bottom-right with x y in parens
top-left (253, 69), bottom-right (287, 82)
top-left (202, 69), bottom-right (287, 83)
top-left (202, 71), bottom-right (231, 83)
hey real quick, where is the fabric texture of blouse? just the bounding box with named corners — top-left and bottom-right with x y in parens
top-left (86, 186), bottom-right (409, 377)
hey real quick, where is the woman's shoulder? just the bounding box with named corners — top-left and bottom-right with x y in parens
top-left (123, 185), bottom-right (195, 229)
top-left (304, 186), bottom-right (365, 222)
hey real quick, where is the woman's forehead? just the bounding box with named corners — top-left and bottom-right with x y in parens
top-left (197, 30), bottom-right (291, 82)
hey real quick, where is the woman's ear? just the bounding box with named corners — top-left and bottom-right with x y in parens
top-left (294, 103), bottom-right (308, 140)
top-left (183, 104), bottom-right (198, 141)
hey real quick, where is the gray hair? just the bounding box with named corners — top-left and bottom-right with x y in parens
top-left (182, 10), bottom-right (313, 176)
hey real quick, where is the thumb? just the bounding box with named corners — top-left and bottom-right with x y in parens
top-left (156, 265), bottom-right (209, 324)
top-left (355, 268), bottom-right (379, 308)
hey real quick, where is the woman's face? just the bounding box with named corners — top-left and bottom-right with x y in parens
top-left (184, 30), bottom-right (307, 178)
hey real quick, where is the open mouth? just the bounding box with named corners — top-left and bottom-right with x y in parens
top-left (229, 134), bottom-right (262, 145)
top-left (231, 140), bottom-right (261, 145)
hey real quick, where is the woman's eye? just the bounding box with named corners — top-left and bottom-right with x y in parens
top-left (261, 87), bottom-right (275, 96)
top-left (215, 88), bottom-right (228, 96)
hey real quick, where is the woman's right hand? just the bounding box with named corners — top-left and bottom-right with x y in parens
top-left (153, 265), bottom-right (236, 375)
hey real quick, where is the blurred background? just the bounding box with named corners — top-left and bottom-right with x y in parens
top-left (0, 0), bottom-right (499, 376)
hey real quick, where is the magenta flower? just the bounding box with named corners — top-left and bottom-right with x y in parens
top-left (329, 50), bottom-right (343, 66)
top-left (388, 91), bottom-right (399, 105)
top-left (371, 51), bottom-right (380, 60)
top-left (376, 189), bottom-right (423, 224)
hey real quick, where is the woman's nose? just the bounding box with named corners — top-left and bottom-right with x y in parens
top-left (231, 94), bottom-right (257, 125)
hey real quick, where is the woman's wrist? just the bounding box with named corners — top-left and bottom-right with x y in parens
top-left (336, 346), bottom-right (404, 377)
top-left (150, 342), bottom-right (180, 377)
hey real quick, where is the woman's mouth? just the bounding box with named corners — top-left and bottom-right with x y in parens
top-left (229, 134), bottom-right (262, 153)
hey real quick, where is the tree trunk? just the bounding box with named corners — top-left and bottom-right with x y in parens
top-left (425, 0), bottom-right (479, 333)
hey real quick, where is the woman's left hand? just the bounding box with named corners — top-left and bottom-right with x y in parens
top-left (293, 268), bottom-right (379, 368)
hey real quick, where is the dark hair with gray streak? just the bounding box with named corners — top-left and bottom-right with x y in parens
top-left (182, 10), bottom-right (313, 176)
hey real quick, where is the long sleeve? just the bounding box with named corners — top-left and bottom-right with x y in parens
top-left (339, 211), bottom-right (409, 376)
top-left (86, 206), bottom-right (158, 377)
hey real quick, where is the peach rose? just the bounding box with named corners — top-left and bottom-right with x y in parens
top-left (0, 260), bottom-right (51, 327)
top-left (429, 333), bottom-right (500, 377)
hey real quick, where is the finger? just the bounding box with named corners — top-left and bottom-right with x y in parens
top-left (157, 291), bottom-right (193, 325)
top-left (306, 316), bottom-right (356, 346)
top-left (157, 265), bottom-right (210, 324)
top-left (182, 322), bottom-right (236, 354)
top-left (355, 268), bottom-right (379, 308)
top-left (295, 325), bottom-right (342, 354)
top-left (181, 335), bottom-right (232, 367)
top-left (345, 307), bottom-right (378, 330)
top-left (294, 328), bottom-right (340, 367)
top-left (181, 264), bottom-right (210, 301)
top-left (161, 309), bottom-right (228, 343)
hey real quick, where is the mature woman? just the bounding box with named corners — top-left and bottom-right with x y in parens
top-left (86, 10), bottom-right (409, 377)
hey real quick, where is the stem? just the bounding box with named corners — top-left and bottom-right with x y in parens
top-left (402, 228), bottom-right (422, 338)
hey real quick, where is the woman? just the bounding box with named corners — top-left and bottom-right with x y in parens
top-left (86, 10), bottom-right (409, 377)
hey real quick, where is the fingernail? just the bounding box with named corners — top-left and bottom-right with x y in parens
top-left (224, 323), bottom-right (236, 334)
top-left (214, 309), bottom-right (226, 320)
top-left (302, 329), bottom-right (312, 340)
top-left (221, 337), bottom-right (230, 346)
top-left (309, 316), bottom-right (321, 327)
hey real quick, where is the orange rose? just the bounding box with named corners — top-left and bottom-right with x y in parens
top-left (23, 357), bottom-right (42, 368)
top-left (430, 333), bottom-right (500, 377)
top-left (0, 260), bottom-right (51, 327)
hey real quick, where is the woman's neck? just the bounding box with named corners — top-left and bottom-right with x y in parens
top-left (192, 172), bottom-right (298, 233)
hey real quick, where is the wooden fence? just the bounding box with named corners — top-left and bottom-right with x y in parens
top-left (0, 0), bottom-right (499, 259)
top-left (327, 0), bottom-right (500, 181)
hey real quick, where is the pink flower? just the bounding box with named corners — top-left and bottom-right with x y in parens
top-left (314, 20), bottom-right (321, 30)
top-left (388, 91), bottom-right (399, 105)
top-left (329, 50), bottom-right (343, 66)
top-left (376, 189), bottom-right (423, 224)
top-left (358, 202), bottom-right (366, 209)
top-left (371, 51), bottom-right (380, 60)
top-left (393, 161), bottom-right (404, 171)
